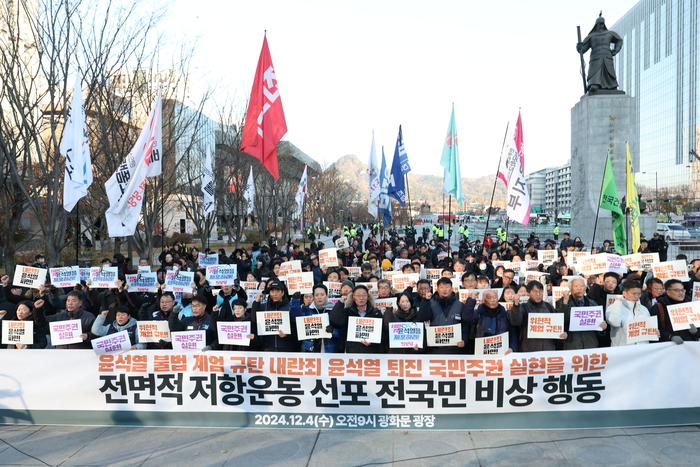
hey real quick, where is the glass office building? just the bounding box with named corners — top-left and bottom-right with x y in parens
top-left (612, 0), bottom-right (700, 203)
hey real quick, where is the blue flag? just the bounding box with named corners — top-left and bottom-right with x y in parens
top-left (387, 125), bottom-right (410, 206)
top-left (378, 147), bottom-right (392, 226)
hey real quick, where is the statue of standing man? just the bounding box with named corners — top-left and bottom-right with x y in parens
top-left (577, 14), bottom-right (623, 92)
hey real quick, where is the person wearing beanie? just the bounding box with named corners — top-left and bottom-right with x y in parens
top-left (381, 259), bottom-right (392, 271)
top-left (340, 280), bottom-right (355, 298)
top-left (92, 305), bottom-right (145, 350)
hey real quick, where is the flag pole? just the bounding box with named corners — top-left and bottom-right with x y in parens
top-left (405, 173), bottom-right (413, 226)
top-left (484, 122), bottom-right (510, 245)
top-left (590, 156), bottom-right (610, 254)
top-left (447, 196), bottom-right (452, 247)
top-left (75, 203), bottom-right (80, 266)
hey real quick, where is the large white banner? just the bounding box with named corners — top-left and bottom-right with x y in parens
top-left (3, 345), bottom-right (700, 430)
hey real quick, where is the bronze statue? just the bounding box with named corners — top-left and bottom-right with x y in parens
top-left (577, 14), bottom-right (623, 92)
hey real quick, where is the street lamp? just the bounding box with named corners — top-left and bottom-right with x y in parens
top-left (641, 171), bottom-right (658, 212)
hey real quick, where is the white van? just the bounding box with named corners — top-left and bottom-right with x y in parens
top-left (656, 223), bottom-right (691, 241)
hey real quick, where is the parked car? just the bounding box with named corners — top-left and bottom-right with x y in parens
top-left (687, 228), bottom-right (700, 239)
top-left (656, 223), bottom-right (692, 241)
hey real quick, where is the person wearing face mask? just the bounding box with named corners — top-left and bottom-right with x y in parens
top-left (473, 256), bottom-right (494, 280)
top-left (32, 254), bottom-right (47, 269)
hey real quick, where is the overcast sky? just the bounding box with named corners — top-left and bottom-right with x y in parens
top-left (165, 0), bottom-right (638, 179)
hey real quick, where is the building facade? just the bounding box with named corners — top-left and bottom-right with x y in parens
top-left (612, 0), bottom-right (700, 203)
top-left (545, 161), bottom-right (572, 218)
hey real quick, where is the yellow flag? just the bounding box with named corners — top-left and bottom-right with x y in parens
top-left (626, 142), bottom-right (640, 253)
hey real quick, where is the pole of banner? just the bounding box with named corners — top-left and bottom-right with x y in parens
top-left (75, 202), bottom-right (80, 266)
top-left (302, 198), bottom-right (307, 250)
top-left (590, 159), bottom-right (609, 254)
top-left (160, 171), bottom-right (165, 268)
top-left (448, 196), bottom-right (452, 248)
top-left (405, 173), bottom-right (413, 227)
top-left (485, 122), bottom-right (510, 245)
top-left (505, 218), bottom-right (510, 244)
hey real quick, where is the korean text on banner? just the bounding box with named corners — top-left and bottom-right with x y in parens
top-left (1, 320), bottom-right (33, 345)
top-left (137, 321), bottom-right (170, 343)
top-left (374, 298), bottom-right (397, 315)
top-left (12, 266), bottom-right (47, 289)
top-left (527, 313), bottom-right (564, 339)
top-left (426, 324), bottom-right (462, 347)
top-left (89, 267), bottom-right (117, 289)
top-left (49, 267), bottom-right (79, 288)
top-left (347, 316), bottom-right (382, 343)
top-left (651, 260), bottom-right (690, 283)
top-left (217, 322), bottom-right (251, 346)
top-left (49, 320), bottom-right (83, 345)
top-left (165, 271), bottom-right (194, 293)
top-left (474, 332), bottom-right (508, 355)
top-left (627, 316), bottom-right (659, 344)
top-left (389, 322), bottom-right (423, 349)
top-left (568, 307), bottom-right (605, 332)
top-left (295, 314), bottom-right (331, 340)
top-left (318, 248), bottom-right (339, 268)
top-left (171, 331), bottom-right (206, 350)
top-left (665, 301), bottom-right (700, 331)
top-left (92, 331), bottom-right (131, 355)
top-left (286, 272), bottom-right (314, 294)
top-left (278, 261), bottom-right (301, 281)
top-left (256, 312), bottom-right (291, 336)
top-left (205, 265), bottom-right (237, 287)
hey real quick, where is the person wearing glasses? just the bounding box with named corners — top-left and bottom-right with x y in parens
top-left (606, 281), bottom-right (660, 346)
top-left (649, 279), bottom-right (698, 344)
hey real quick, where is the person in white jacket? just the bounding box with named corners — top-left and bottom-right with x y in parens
top-left (606, 281), bottom-right (660, 346)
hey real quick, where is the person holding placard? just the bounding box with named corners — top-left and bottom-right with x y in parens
top-left (649, 279), bottom-right (698, 344)
top-left (510, 281), bottom-right (568, 352)
top-left (92, 306), bottom-right (145, 350)
top-left (555, 277), bottom-right (606, 350)
top-left (33, 291), bottom-right (96, 349)
top-left (217, 299), bottom-right (259, 351)
top-left (465, 290), bottom-right (517, 354)
top-left (383, 291), bottom-right (424, 354)
top-left (3, 300), bottom-right (47, 349)
top-left (606, 281), bottom-right (660, 346)
top-left (168, 295), bottom-right (216, 350)
top-left (290, 284), bottom-right (339, 353)
top-left (330, 285), bottom-right (384, 353)
top-left (251, 280), bottom-right (297, 352)
top-left (416, 277), bottom-right (473, 354)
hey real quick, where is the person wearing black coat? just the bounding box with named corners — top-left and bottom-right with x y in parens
top-left (330, 285), bottom-right (384, 353)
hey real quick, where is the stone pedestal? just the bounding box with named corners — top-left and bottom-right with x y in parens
top-left (571, 94), bottom-right (637, 250)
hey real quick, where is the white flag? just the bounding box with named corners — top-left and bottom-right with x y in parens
top-left (61, 74), bottom-right (92, 212)
top-left (201, 147), bottom-right (215, 215)
top-left (503, 112), bottom-right (531, 225)
top-left (295, 164), bottom-right (308, 217)
top-left (367, 132), bottom-right (380, 219)
top-left (244, 166), bottom-right (255, 215)
top-left (105, 92), bottom-right (162, 237)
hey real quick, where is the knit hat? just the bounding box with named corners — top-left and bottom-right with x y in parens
top-left (382, 259), bottom-right (392, 269)
top-left (341, 279), bottom-right (354, 290)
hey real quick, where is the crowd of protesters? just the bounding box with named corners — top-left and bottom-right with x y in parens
top-left (0, 222), bottom-right (696, 353)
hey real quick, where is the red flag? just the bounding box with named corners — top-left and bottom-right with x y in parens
top-left (240, 36), bottom-right (287, 180)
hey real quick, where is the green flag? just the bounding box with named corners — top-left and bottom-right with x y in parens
top-left (440, 105), bottom-right (464, 206)
top-left (599, 151), bottom-right (627, 255)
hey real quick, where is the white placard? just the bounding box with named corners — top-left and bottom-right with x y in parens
top-left (347, 316), bottom-right (382, 343)
top-left (205, 264), bottom-right (237, 286)
top-left (78, 267), bottom-right (91, 283)
top-left (637, 252), bottom-right (660, 271)
top-left (241, 281), bottom-right (259, 292)
top-left (137, 265), bottom-right (152, 272)
top-left (390, 273), bottom-right (420, 292)
top-left (388, 322), bottom-right (423, 349)
top-left (89, 267), bottom-right (117, 289)
top-left (551, 286), bottom-right (568, 304)
top-left (49, 267), bottom-right (79, 288)
top-left (324, 281), bottom-right (342, 298)
top-left (12, 265), bottom-right (47, 289)
top-left (393, 258), bottom-right (411, 271)
top-left (126, 273), bottom-right (158, 293)
top-left (539, 250), bottom-right (557, 266)
top-left (319, 248), bottom-right (339, 268)
top-left (346, 267), bottom-right (361, 279)
top-left (426, 323), bottom-right (462, 347)
top-left (49, 320), bottom-right (83, 345)
top-left (217, 321), bottom-right (251, 346)
top-left (527, 313), bottom-right (565, 339)
top-left (374, 297), bottom-right (398, 315)
top-left (651, 260), bottom-right (690, 283)
top-left (295, 314), bottom-right (331, 340)
top-left (335, 237), bottom-right (349, 249)
top-left (1, 320), bottom-right (33, 345)
top-left (137, 321), bottom-right (170, 343)
top-left (666, 301), bottom-right (700, 331)
top-left (424, 269), bottom-right (442, 281)
top-left (171, 330), bottom-right (206, 350)
top-left (91, 331), bottom-right (131, 354)
top-left (286, 272), bottom-right (314, 294)
top-left (365, 281), bottom-right (379, 299)
top-left (278, 260), bottom-right (302, 281)
top-left (256, 311), bottom-right (292, 336)
top-left (693, 283), bottom-right (700, 302)
top-left (627, 316), bottom-right (659, 344)
top-left (165, 270), bottom-right (195, 293)
top-left (568, 306), bottom-right (605, 332)
top-left (565, 251), bottom-right (590, 268)
top-left (474, 332), bottom-right (508, 355)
